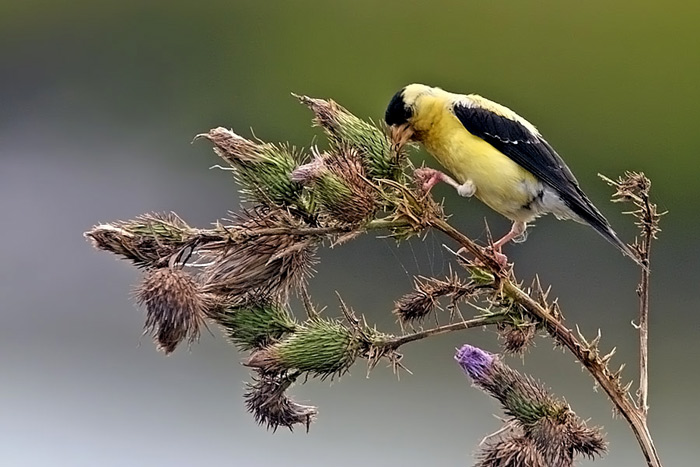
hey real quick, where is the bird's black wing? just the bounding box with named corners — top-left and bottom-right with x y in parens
top-left (452, 102), bottom-right (609, 228)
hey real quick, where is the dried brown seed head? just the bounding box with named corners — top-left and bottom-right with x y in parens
top-left (500, 323), bottom-right (536, 355)
top-left (201, 209), bottom-right (318, 302)
top-left (244, 370), bottom-right (317, 432)
top-left (136, 268), bottom-right (206, 354)
top-left (476, 435), bottom-right (546, 467)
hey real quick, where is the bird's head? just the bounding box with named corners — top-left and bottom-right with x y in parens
top-left (385, 83), bottom-right (436, 149)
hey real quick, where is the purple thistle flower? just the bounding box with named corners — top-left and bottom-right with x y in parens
top-left (455, 344), bottom-right (494, 382)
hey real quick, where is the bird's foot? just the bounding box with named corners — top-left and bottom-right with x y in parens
top-left (413, 167), bottom-right (444, 193)
top-left (486, 247), bottom-right (510, 267)
top-left (512, 229), bottom-right (529, 244)
top-left (414, 167), bottom-right (474, 196)
top-left (454, 246), bottom-right (509, 268)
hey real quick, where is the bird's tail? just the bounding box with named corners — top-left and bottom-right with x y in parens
top-left (590, 222), bottom-right (646, 269)
top-left (566, 186), bottom-right (646, 269)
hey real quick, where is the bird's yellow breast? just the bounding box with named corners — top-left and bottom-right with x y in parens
top-left (412, 96), bottom-right (539, 221)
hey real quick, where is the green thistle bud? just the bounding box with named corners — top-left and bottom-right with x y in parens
top-left (295, 95), bottom-right (404, 181)
top-left (216, 301), bottom-right (297, 351)
top-left (200, 127), bottom-right (304, 208)
top-left (247, 319), bottom-right (360, 379)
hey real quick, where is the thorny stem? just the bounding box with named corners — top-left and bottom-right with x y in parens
top-left (428, 218), bottom-right (504, 272)
top-left (180, 218), bottom-right (412, 254)
top-left (598, 173), bottom-right (657, 417)
top-left (427, 216), bottom-right (662, 467)
top-left (379, 314), bottom-right (507, 349)
top-left (638, 194), bottom-right (653, 418)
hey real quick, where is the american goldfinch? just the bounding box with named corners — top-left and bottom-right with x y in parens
top-left (385, 83), bottom-right (639, 265)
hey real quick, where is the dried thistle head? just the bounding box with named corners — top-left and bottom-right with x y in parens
top-left (136, 267), bottom-right (207, 354)
top-left (214, 299), bottom-right (297, 351)
top-left (199, 127), bottom-right (305, 208)
top-left (601, 171), bottom-right (664, 244)
top-left (294, 94), bottom-right (405, 181)
top-left (245, 318), bottom-right (361, 380)
top-left (565, 418), bottom-right (608, 460)
top-left (527, 412), bottom-right (606, 465)
top-left (393, 289), bottom-right (437, 324)
top-left (377, 174), bottom-right (447, 240)
top-left (476, 435), bottom-right (545, 467)
top-left (85, 213), bottom-right (198, 268)
top-left (201, 209), bottom-right (318, 302)
top-left (292, 147), bottom-right (378, 224)
top-left (606, 171), bottom-right (651, 202)
top-left (498, 322), bottom-right (536, 355)
top-left (393, 274), bottom-right (477, 323)
top-left (244, 370), bottom-right (317, 432)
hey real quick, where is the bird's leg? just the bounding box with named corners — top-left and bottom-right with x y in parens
top-left (453, 221), bottom-right (526, 267)
top-left (492, 221), bottom-right (527, 252)
top-left (414, 167), bottom-right (475, 197)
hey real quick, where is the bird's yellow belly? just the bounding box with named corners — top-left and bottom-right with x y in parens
top-left (421, 121), bottom-right (540, 221)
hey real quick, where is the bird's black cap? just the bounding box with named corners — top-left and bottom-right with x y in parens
top-left (385, 88), bottom-right (412, 126)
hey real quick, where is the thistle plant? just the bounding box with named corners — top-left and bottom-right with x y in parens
top-left (456, 345), bottom-right (606, 466)
top-left (86, 94), bottom-right (663, 465)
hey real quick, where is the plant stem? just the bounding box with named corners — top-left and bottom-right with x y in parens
top-left (428, 218), bottom-right (504, 272)
top-left (637, 188), bottom-right (655, 417)
top-left (190, 218), bottom-right (411, 252)
top-left (381, 314), bottom-right (506, 348)
top-left (216, 218), bottom-right (409, 240)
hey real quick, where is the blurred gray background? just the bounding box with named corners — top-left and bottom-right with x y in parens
top-left (1, 1), bottom-right (697, 465)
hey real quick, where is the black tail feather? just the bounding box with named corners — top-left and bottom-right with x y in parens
top-left (590, 222), bottom-right (645, 268)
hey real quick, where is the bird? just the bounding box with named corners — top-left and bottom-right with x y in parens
top-left (384, 83), bottom-right (640, 266)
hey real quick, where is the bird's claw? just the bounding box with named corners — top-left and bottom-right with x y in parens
top-left (490, 249), bottom-right (509, 267)
top-left (478, 247), bottom-right (509, 268)
top-left (455, 246), bottom-right (510, 269)
top-left (413, 167), bottom-right (442, 193)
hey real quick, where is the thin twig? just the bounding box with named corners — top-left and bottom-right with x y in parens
top-left (380, 314), bottom-right (507, 349)
top-left (638, 240), bottom-right (651, 418)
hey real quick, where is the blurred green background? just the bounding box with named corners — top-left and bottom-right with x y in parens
top-left (2, 1), bottom-right (698, 465)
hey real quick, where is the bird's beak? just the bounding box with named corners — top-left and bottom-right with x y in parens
top-left (390, 123), bottom-right (414, 151)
